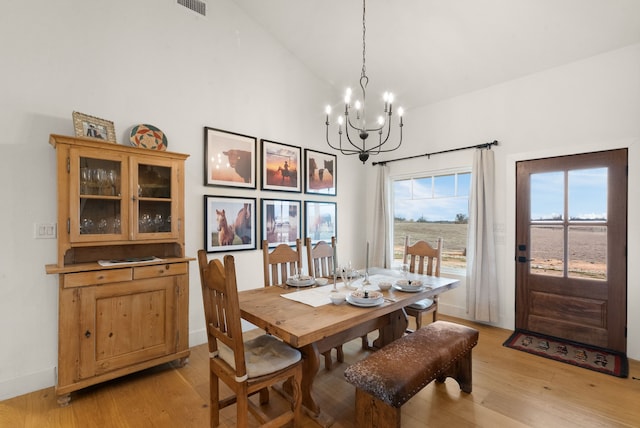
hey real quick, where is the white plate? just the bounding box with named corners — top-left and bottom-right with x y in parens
top-left (286, 277), bottom-right (315, 287)
top-left (393, 283), bottom-right (427, 293)
top-left (346, 294), bottom-right (384, 307)
top-left (349, 290), bottom-right (383, 304)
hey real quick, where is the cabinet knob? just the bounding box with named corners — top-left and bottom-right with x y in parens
top-left (85, 330), bottom-right (91, 338)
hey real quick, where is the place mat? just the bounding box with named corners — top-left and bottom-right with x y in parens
top-left (281, 283), bottom-right (347, 307)
top-left (281, 274), bottom-right (401, 307)
top-left (348, 274), bottom-right (401, 291)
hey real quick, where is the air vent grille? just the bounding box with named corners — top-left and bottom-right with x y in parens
top-left (178, 0), bottom-right (206, 16)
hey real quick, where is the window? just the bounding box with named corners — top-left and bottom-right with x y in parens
top-left (392, 170), bottom-right (471, 271)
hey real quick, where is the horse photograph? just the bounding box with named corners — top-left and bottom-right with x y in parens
top-left (304, 200), bottom-right (337, 244)
top-left (305, 149), bottom-right (336, 195)
top-left (261, 139), bottom-right (301, 192)
top-left (205, 127), bottom-right (256, 188)
top-left (204, 195), bottom-right (256, 252)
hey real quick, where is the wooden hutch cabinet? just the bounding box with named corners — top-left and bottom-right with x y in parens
top-left (45, 135), bottom-right (191, 405)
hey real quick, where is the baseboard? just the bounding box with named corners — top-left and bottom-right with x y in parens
top-left (0, 368), bottom-right (55, 401)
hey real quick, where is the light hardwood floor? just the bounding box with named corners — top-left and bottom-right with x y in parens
top-left (2, 315), bottom-right (640, 427)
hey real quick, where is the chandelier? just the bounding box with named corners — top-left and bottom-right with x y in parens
top-left (325, 0), bottom-right (403, 164)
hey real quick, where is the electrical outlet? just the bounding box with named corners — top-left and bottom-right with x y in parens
top-left (35, 223), bottom-right (57, 239)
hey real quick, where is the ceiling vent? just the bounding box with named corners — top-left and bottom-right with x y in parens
top-left (178, 0), bottom-right (206, 16)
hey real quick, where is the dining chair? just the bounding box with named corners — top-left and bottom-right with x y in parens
top-left (197, 250), bottom-right (302, 428)
top-left (305, 237), bottom-right (343, 369)
top-left (305, 237), bottom-right (336, 279)
top-left (403, 236), bottom-right (443, 331)
top-left (262, 239), bottom-right (303, 287)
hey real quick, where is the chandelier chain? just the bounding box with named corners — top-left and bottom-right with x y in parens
top-left (361, 0), bottom-right (367, 80)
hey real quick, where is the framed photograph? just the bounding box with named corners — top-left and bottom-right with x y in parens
top-left (261, 198), bottom-right (301, 248)
top-left (205, 127), bottom-right (257, 188)
top-left (305, 149), bottom-right (336, 195)
top-left (72, 111), bottom-right (116, 143)
top-left (304, 201), bottom-right (337, 245)
top-left (261, 139), bottom-right (302, 192)
top-left (204, 195), bottom-right (256, 253)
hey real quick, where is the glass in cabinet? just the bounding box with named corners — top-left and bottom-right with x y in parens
top-left (70, 148), bottom-right (128, 242)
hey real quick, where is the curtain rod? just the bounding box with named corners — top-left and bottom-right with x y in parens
top-left (371, 140), bottom-right (499, 166)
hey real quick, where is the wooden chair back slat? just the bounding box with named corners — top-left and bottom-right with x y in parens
top-left (262, 239), bottom-right (302, 287)
top-left (403, 236), bottom-right (442, 276)
top-left (306, 237), bottom-right (336, 278)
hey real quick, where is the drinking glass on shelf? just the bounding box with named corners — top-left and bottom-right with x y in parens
top-left (153, 214), bottom-right (164, 232)
top-left (97, 218), bottom-right (108, 234)
top-left (80, 167), bottom-right (90, 194)
top-left (107, 170), bottom-right (117, 196)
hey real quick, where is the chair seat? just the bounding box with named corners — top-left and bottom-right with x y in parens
top-left (407, 298), bottom-right (435, 310)
top-left (218, 334), bottom-right (301, 378)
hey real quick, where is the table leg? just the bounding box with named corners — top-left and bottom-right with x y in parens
top-left (372, 309), bottom-right (407, 349)
top-left (299, 342), bottom-right (321, 415)
top-left (282, 342), bottom-right (321, 415)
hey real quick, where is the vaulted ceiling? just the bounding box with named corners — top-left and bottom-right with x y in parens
top-left (234, 0), bottom-right (640, 110)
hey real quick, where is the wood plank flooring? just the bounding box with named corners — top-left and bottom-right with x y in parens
top-left (2, 315), bottom-right (640, 427)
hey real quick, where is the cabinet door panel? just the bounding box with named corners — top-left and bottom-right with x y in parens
top-left (79, 277), bottom-right (177, 378)
top-left (130, 157), bottom-right (180, 240)
top-left (70, 148), bottom-right (129, 243)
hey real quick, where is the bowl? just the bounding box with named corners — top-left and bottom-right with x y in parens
top-left (329, 293), bottom-right (346, 305)
top-left (315, 277), bottom-right (329, 286)
top-left (378, 282), bottom-right (392, 291)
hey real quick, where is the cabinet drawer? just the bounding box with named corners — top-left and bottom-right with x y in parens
top-left (63, 268), bottom-right (133, 288)
top-left (134, 262), bottom-right (188, 279)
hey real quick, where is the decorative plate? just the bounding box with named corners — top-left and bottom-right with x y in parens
top-left (346, 294), bottom-right (384, 307)
top-left (286, 276), bottom-right (315, 287)
top-left (130, 124), bottom-right (168, 150)
top-left (349, 290), bottom-right (383, 304)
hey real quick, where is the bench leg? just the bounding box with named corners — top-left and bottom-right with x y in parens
top-left (355, 388), bottom-right (401, 428)
top-left (436, 349), bottom-right (473, 393)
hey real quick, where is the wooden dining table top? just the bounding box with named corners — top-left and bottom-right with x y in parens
top-left (238, 267), bottom-right (460, 349)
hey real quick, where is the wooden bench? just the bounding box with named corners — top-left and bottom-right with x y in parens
top-left (344, 320), bottom-right (479, 427)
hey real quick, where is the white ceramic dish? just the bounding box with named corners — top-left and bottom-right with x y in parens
top-left (315, 277), bottom-right (329, 286)
top-left (286, 276), bottom-right (315, 287)
top-left (349, 290), bottom-right (383, 304)
top-left (329, 293), bottom-right (346, 305)
top-left (378, 281), bottom-right (392, 291)
top-left (345, 294), bottom-right (384, 307)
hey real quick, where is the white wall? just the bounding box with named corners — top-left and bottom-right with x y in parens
top-left (367, 43), bottom-right (640, 358)
top-left (0, 0), bottom-right (366, 400)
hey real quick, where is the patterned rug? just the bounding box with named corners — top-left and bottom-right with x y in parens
top-left (503, 329), bottom-right (628, 378)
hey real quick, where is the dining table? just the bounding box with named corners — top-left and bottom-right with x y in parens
top-left (237, 267), bottom-right (459, 426)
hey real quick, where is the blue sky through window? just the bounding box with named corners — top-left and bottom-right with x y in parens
top-left (531, 168), bottom-right (607, 221)
top-left (394, 173), bottom-right (471, 222)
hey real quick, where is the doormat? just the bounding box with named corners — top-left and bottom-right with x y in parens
top-left (503, 329), bottom-right (628, 378)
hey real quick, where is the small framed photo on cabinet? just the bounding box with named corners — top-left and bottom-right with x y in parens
top-left (72, 111), bottom-right (116, 143)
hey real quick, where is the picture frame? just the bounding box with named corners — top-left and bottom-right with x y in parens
top-left (305, 149), bottom-right (337, 195)
top-left (72, 111), bottom-right (116, 143)
top-left (261, 198), bottom-right (302, 248)
top-left (204, 195), bottom-right (256, 253)
top-left (261, 139), bottom-right (302, 192)
top-left (304, 201), bottom-right (337, 245)
top-left (204, 127), bottom-right (257, 188)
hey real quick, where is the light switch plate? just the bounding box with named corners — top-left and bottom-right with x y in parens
top-left (35, 223), bottom-right (57, 239)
